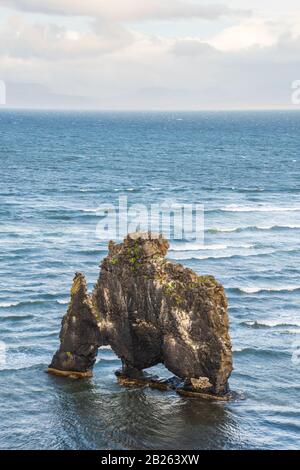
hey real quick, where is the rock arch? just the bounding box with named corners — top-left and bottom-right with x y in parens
top-left (48, 233), bottom-right (232, 398)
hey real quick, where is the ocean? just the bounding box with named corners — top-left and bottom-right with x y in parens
top-left (0, 110), bottom-right (299, 449)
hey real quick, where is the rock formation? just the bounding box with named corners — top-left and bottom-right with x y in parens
top-left (48, 273), bottom-right (102, 378)
top-left (48, 232), bottom-right (233, 397)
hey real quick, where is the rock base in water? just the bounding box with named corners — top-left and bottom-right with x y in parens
top-left (176, 386), bottom-right (232, 401)
top-left (115, 369), bottom-right (232, 400)
top-left (47, 367), bottom-right (93, 379)
top-left (115, 369), bottom-right (182, 391)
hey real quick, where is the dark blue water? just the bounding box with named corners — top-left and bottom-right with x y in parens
top-left (0, 110), bottom-right (299, 449)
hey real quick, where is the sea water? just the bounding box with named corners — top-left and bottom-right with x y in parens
top-left (0, 110), bottom-right (299, 449)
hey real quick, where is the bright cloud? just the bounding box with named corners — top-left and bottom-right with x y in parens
top-left (208, 18), bottom-right (292, 51)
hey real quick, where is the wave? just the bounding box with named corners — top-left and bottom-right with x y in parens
top-left (48, 188), bottom-right (124, 195)
top-left (45, 207), bottom-right (104, 218)
top-left (169, 250), bottom-right (274, 261)
top-left (207, 224), bottom-right (300, 234)
top-left (0, 301), bottom-right (20, 308)
top-left (202, 186), bottom-right (300, 194)
top-left (80, 248), bottom-right (107, 255)
top-left (113, 188), bottom-right (139, 193)
top-left (57, 299), bottom-right (69, 305)
top-left (279, 329), bottom-right (300, 335)
top-left (0, 314), bottom-right (35, 321)
top-left (77, 188), bottom-right (141, 194)
top-left (0, 362), bottom-right (45, 372)
top-left (171, 246), bottom-right (300, 261)
top-left (217, 204), bottom-right (300, 213)
top-left (235, 187), bottom-right (300, 194)
top-left (96, 356), bottom-right (119, 363)
top-left (0, 300), bottom-right (47, 308)
top-left (0, 299), bottom-right (69, 309)
top-left (67, 248), bottom-right (107, 256)
top-left (170, 242), bottom-right (254, 251)
top-left (233, 347), bottom-right (290, 358)
top-left (3, 247), bottom-right (35, 255)
top-left (79, 208), bottom-right (100, 213)
top-left (233, 286), bottom-right (300, 294)
top-left (240, 320), bottom-right (300, 328)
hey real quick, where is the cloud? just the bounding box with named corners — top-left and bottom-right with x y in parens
top-left (3, 31), bottom-right (299, 110)
top-left (208, 18), bottom-right (288, 51)
top-left (0, 15), bottom-right (134, 60)
top-left (2, 0), bottom-right (251, 22)
top-left (1, 9), bottom-right (300, 110)
top-left (171, 39), bottom-right (218, 56)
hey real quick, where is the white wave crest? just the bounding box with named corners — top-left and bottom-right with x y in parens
top-left (242, 320), bottom-right (300, 328)
top-left (207, 224), bottom-right (300, 233)
top-left (170, 243), bottom-right (254, 251)
top-left (169, 250), bottom-right (271, 261)
top-left (0, 301), bottom-right (19, 308)
top-left (220, 204), bottom-right (300, 213)
top-left (238, 285), bottom-right (300, 294)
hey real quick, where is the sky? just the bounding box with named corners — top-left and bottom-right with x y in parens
top-left (1, 0), bottom-right (300, 109)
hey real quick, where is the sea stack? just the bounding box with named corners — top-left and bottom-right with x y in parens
top-left (48, 273), bottom-right (102, 378)
top-left (48, 232), bottom-right (233, 398)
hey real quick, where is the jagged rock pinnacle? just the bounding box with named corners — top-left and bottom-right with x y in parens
top-left (48, 272), bottom-right (102, 378)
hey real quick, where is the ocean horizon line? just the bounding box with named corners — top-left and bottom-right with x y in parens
top-left (1, 106), bottom-right (300, 113)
